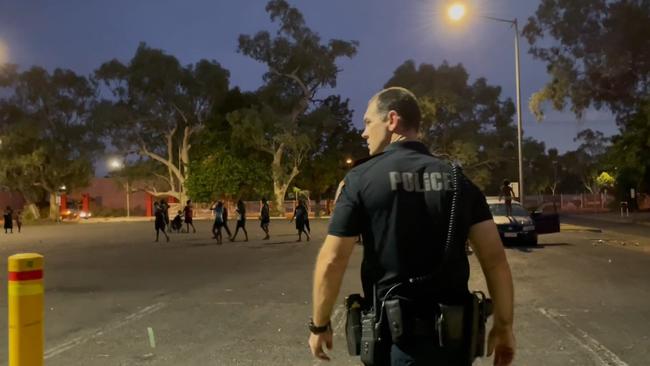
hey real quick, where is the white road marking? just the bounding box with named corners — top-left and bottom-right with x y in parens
top-left (537, 308), bottom-right (629, 366)
top-left (44, 302), bottom-right (166, 359)
top-left (333, 305), bottom-right (347, 335)
top-left (331, 305), bottom-right (344, 335)
top-left (147, 327), bottom-right (156, 348)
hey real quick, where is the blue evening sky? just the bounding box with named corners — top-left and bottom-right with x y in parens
top-left (0, 0), bottom-right (619, 156)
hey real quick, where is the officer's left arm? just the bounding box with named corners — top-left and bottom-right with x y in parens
top-left (311, 234), bottom-right (357, 326)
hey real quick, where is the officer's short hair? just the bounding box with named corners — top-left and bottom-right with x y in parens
top-left (371, 87), bottom-right (421, 131)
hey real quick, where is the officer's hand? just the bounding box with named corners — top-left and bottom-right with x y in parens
top-left (487, 325), bottom-right (515, 366)
top-left (308, 328), bottom-right (333, 361)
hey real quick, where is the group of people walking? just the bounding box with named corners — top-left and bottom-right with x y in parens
top-left (153, 197), bottom-right (311, 244)
top-left (211, 198), bottom-right (270, 244)
top-left (153, 199), bottom-right (196, 242)
top-left (3, 206), bottom-right (22, 234)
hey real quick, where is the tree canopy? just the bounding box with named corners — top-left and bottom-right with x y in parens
top-left (228, 0), bottom-right (358, 213)
top-left (523, 0), bottom-right (650, 119)
top-left (0, 65), bottom-right (101, 219)
top-left (95, 43), bottom-right (231, 201)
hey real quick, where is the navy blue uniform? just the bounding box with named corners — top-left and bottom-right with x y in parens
top-left (328, 141), bottom-right (492, 365)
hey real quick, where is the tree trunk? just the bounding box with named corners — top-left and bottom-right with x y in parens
top-left (315, 193), bottom-right (322, 218)
top-left (273, 181), bottom-right (288, 217)
top-left (25, 202), bottom-right (40, 220)
top-left (49, 192), bottom-right (59, 221)
top-left (269, 143), bottom-right (301, 217)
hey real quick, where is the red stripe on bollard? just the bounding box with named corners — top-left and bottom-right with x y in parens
top-left (8, 270), bottom-right (43, 281)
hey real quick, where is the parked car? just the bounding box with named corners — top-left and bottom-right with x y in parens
top-left (60, 200), bottom-right (92, 220)
top-left (486, 197), bottom-right (560, 246)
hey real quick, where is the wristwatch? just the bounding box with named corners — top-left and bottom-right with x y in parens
top-left (308, 319), bottom-right (331, 334)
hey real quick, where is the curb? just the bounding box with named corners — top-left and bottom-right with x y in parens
top-left (564, 215), bottom-right (650, 228)
top-left (560, 224), bottom-right (602, 233)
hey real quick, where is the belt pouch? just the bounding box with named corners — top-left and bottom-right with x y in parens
top-left (385, 298), bottom-right (407, 344)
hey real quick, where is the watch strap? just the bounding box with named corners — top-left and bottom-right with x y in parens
top-left (309, 319), bottom-right (331, 334)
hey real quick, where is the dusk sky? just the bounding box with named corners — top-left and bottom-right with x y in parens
top-left (0, 0), bottom-right (619, 155)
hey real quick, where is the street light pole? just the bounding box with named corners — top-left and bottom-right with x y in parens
top-left (126, 180), bottom-right (131, 218)
top-left (513, 19), bottom-right (525, 206)
top-left (481, 15), bottom-right (525, 205)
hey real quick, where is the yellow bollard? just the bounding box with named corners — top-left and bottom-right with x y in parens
top-left (8, 253), bottom-right (44, 366)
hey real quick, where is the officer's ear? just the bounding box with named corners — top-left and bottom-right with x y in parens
top-left (387, 110), bottom-right (400, 132)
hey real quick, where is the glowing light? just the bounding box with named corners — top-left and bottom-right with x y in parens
top-left (109, 158), bottom-right (123, 170)
top-left (447, 3), bottom-right (467, 21)
top-left (345, 158), bottom-right (353, 165)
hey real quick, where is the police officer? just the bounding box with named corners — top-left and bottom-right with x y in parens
top-left (308, 87), bottom-right (515, 365)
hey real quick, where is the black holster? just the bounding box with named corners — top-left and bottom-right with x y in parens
top-left (345, 294), bottom-right (363, 356)
top-left (437, 291), bottom-right (493, 365)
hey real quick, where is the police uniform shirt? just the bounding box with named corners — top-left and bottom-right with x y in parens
top-left (328, 141), bottom-right (492, 301)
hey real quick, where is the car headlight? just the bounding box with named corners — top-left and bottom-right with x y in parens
top-left (523, 225), bottom-right (535, 232)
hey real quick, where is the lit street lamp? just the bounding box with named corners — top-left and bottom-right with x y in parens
top-left (108, 158), bottom-right (130, 217)
top-left (447, 2), bottom-right (526, 204)
top-left (109, 159), bottom-right (123, 170)
top-left (447, 3), bottom-right (466, 21)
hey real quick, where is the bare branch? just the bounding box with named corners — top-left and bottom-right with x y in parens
top-left (270, 68), bottom-right (310, 100)
top-left (145, 190), bottom-right (180, 199)
top-left (139, 143), bottom-right (184, 183)
top-left (153, 173), bottom-right (173, 188)
top-left (172, 103), bottom-right (190, 125)
top-left (181, 125), bottom-right (192, 167)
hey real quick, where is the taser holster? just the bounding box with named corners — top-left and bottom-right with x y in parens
top-left (345, 294), bottom-right (363, 356)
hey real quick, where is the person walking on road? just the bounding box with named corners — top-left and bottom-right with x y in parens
top-left (154, 200), bottom-right (169, 243)
top-left (14, 210), bottom-right (22, 233)
top-left (231, 199), bottom-right (248, 242)
top-left (304, 199), bottom-right (311, 234)
top-left (160, 199), bottom-right (171, 233)
top-left (183, 200), bottom-right (196, 233)
top-left (222, 201), bottom-right (233, 240)
top-left (211, 201), bottom-right (227, 244)
top-left (499, 179), bottom-right (515, 217)
top-left (4, 206), bottom-right (13, 234)
top-left (290, 199), bottom-right (310, 242)
top-left (259, 197), bottom-right (270, 240)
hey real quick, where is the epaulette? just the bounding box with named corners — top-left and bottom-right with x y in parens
top-left (352, 152), bottom-right (385, 167)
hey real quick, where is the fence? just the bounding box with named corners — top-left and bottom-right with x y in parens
top-left (188, 192), bottom-right (643, 218)
top-left (521, 193), bottom-right (616, 213)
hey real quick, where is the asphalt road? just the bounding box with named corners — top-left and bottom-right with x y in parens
top-left (0, 218), bottom-right (648, 365)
